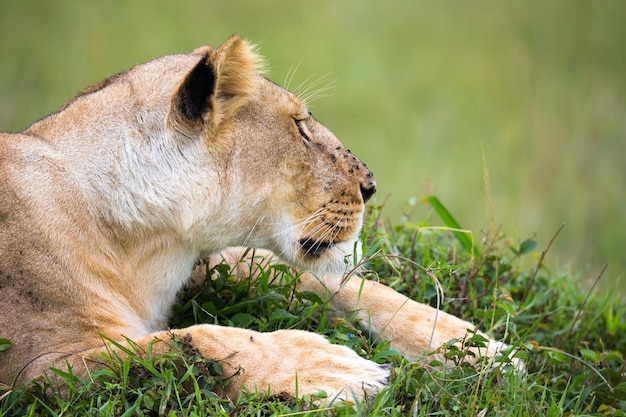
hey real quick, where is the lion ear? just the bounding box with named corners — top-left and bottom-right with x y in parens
top-left (168, 35), bottom-right (261, 137)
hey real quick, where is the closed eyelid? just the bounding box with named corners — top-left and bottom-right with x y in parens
top-left (295, 118), bottom-right (311, 141)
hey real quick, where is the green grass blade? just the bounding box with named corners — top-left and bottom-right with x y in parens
top-left (427, 195), bottom-right (478, 256)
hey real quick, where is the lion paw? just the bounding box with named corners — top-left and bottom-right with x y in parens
top-left (220, 328), bottom-right (389, 404)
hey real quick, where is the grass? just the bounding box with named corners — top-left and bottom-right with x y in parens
top-left (1, 201), bottom-right (624, 416)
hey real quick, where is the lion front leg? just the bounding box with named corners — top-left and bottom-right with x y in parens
top-left (196, 247), bottom-right (521, 374)
top-left (299, 273), bottom-right (522, 369)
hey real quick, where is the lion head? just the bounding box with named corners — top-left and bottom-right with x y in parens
top-left (166, 36), bottom-right (376, 275)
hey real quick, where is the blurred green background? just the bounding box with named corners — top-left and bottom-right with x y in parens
top-left (1, 1), bottom-right (624, 296)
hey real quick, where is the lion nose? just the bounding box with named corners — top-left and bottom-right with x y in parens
top-left (360, 176), bottom-right (376, 203)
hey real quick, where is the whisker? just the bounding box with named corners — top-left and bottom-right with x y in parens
top-left (297, 74), bottom-right (337, 105)
top-left (283, 61), bottom-right (302, 92)
top-left (302, 218), bottom-right (344, 257)
top-left (300, 214), bottom-right (331, 237)
top-left (245, 207), bottom-right (332, 244)
top-left (304, 214), bottom-right (345, 248)
top-left (291, 73), bottom-right (316, 98)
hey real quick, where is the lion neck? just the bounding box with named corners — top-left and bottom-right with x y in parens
top-left (20, 98), bottom-right (242, 336)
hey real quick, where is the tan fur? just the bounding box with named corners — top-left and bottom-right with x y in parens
top-left (0, 35), bottom-right (517, 403)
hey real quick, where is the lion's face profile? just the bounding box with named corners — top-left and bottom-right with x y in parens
top-left (164, 38), bottom-right (376, 274)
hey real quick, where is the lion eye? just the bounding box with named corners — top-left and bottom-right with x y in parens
top-left (295, 119), bottom-right (311, 142)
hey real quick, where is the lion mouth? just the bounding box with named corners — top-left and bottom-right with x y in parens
top-left (299, 238), bottom-right (335, 257)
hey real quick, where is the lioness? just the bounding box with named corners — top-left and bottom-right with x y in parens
top-left (0, 35), bottom-right (516, 402)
